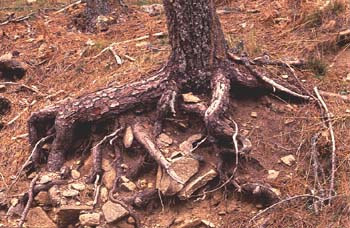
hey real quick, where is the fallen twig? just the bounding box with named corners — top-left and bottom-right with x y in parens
top-left (0, 13), bottom-right (35, 26)
top-left (54, 0), bottom-right (82, 14)
top-left (314, 87), bottom-right (336, 199)
top-left (93, 32), bottom-right (166, 59)
top-left (249, 194), bottom-right (325, 223)
top-left (0, 82), bottom-right (44, 96)
top-left (18, 175), bottom-right (38, 228)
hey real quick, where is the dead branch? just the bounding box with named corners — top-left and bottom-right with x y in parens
top-left (314, 87), bottom-right (336, 199)
top-left (227, 53), bottom-right (311, 100)
top-left (18, 175), bottom-right (38, 228)
top-left (8, 135), bottom-right (54, 192)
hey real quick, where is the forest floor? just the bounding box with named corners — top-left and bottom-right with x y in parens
top-left (1, 0), bottom-right (350, 227)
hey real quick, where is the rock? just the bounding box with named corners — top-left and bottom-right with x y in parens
top-left (71, 170), bottom-right (80, 179)
top-left (121, 181), bottom-right (137, 192)
top-left (271, 187), bottom-right (281, 196)
top-left (175, 218), bottom-right (202, 228)
top-left (39, 175), bottom-right (52, 184)
top-left (62, 189), bottom-right (79, 197)
top-left (0, 59), bottom-right (28, 81)
top-left (179, 134), bottom-right (203, 153)
top-left (57, 205), bottom-right (93, 228)
top-left (218, 211), bottom-right (226, 216)
top-left (182, 92), bottom-right (201, 103)
top-left (96, 15), bottom-right (112, 32)
top-left (25, 207), bottom-right (56, 228)
top-left (137, 179), bottom-right (148, 190)
top-left (179, 169), bottom-right (217, 199)
top-left (79, 213), bottom-right (101, 226)
top-left (127, 216), bottom-right (135, 224)
top-left (157, 133), bottom-right (173, 147)
top-left (34, 191), bottom-right (50, 205)
top-left (281, 74), bottom-right (289, 79)
top-left (267, 170), bottom-right (280, 180)
top-left (280, 155), bottom-right (296, 166)
top-left (141, 4), bottom-right (164, 16)
top-left (102, 159), bottom-right (117, 189)
top-left (250, 112), bottom-right (258, 118)
top-left (123, 126), bottom-right (134, 148)
top-left (26, 0), bottom-right (37, 4)
top-left (100, 187), bottom-right (109, 203)
top-left (48, 185), bottom-right (60, 206)
top-left (102, 201), bottom-right (129, 223)
top-left (10, 198), bottom-right (18, 206)
top-left (70, 183), bottom-right (86, 191)
top-left (201, 220), bottom-right (216, 228)
top-left (157, 157), bottom-right (199, 196)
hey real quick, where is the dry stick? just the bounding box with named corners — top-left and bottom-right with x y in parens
top-left (18, 175), bottom-right (39, 228)
top-left (93, 32), bottom-right (166, 59)
top-left (8, 135), bottom-right (53, 192)
top-left (249, 194), bottom-right (325, 223)
top-left (314, 87), bottom-right (336, 199)
top-left (54, 0), bottom-right (82, 14)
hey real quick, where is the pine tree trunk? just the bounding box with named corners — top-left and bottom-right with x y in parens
top-left (29, 0), bottom-right (262, 171)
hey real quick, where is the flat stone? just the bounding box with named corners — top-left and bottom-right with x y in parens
top-left (157, 133), bottom-right (173, 147)
top-left (267, 170), bottom-right (280, 180)
top-left (70, 183), bottom-right (86, 191)
top-left (62, 189), bottom-right (79, 197)
top-left (179, 169), bottom-right (217, 199)
top-left (157, 157), bottom-right (199, 196)
top-left (251, 112), bottom-right (258, 118)
top-left (121, 181), bottom-right (137, 192)
top-left (57, 205), bottom-right (93, 228)
top-left (26, 207), bottom-right (56, 228)
top-left (34, 191), bottom-right (50, 205)
top-left (79, 213), bottom-right (101, 226)
top-left (182, 92), bottom-right (201, 103)
top-left (280, 155), bottom-right (296, 166)
top-left (176, 218), bottom-right (202, 228)
top-left (39, 175), bottom-right (52, 184)
top-left (102, 201), bottom-right (129, 223)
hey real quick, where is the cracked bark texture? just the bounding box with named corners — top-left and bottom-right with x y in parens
top-left (28, 0), bottom-right (263, 171)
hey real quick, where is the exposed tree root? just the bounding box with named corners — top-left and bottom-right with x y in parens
top-left (314, 87), bottom-right (337, 199)
top-left (18, 175), bottom-right (38, 228)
